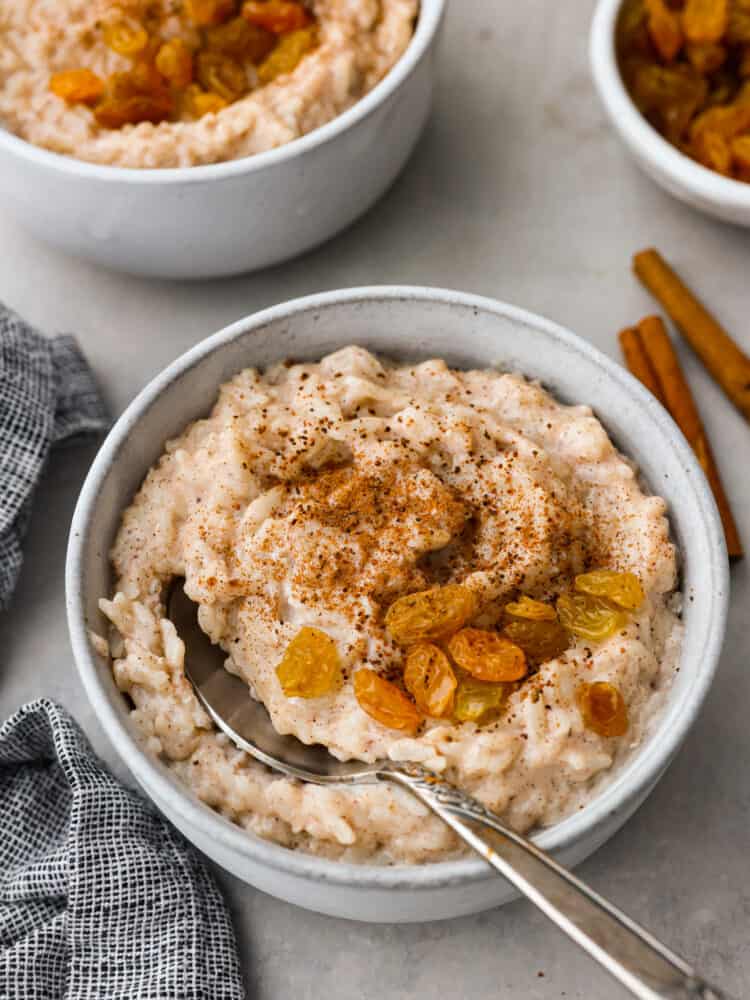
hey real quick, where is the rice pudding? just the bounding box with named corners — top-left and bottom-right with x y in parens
top-left (99, 346), bottom-right (682, 863)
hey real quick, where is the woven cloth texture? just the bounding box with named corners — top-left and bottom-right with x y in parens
top-left (0, 304), bottom-right (109, 608)
top-left (0, 699), bottom-right (245, 1000)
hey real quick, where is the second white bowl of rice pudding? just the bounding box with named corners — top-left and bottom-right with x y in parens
top-left (67, 287), bottom-right (728, 922)
top-left (0, 0), bottom-right (441, 277)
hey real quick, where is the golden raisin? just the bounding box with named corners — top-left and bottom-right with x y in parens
top-left (385, 584), bottom-right (477, 646)
top-left (129, 59), bottom-right (169, 95)
top-left (729, 8), bottom-right (750, 45)
top-left (242, 0), bottom-right (311, 33)
top-left (276, 626), bottom-right (341, 699)
top-left (403, 643), bottom-right (457, 718)
top-left (697, 129), bottom-right (733, 170)
top-left (503, 619), bottom-right (570, 664)
top-left (155, 39), bottom-right (194, 88)
top-left (103, 19), bottom-right (149, 57)
top-left (683, 0), bottom-right (728, 44)
top-left (454, 675), bottom-right (511, 725)
top-left (704, 71), bottom-right (735, 108)
top-left (447, 629), bottom-right (527, 683)
top-left (94, 93), bottom-right (173, 128)
top-left (685, 41), bottom-right (726, 74)
top-left (630, 63), bottom-right (708, 142)
top-left (645, 0), bottom-right (684, 61)
top-left (189, 87), bottom-right (229, 116)
top-left (103, 71), bottom-right (139, 102)
top-left (692, 106), bottom-right (750, 164)
top-left (49, 69), bottom-right (104, 105)
top-left (617, 0), bottom-right (652, 57)
top-left (691, 102), bottom-right (750, 142)
top-left (205, 16), bottom-right (276, 61)
top-left (504, 595), bottom-right (557, 621)
top-left (353, 669), bottom-right (421, 733)
top-left (574, 570), bottom-right (644, 610)
top-left (731, 133), bottom-right (750, 168)
top-left (186, 0), bottom-right (236, 26)
top-left (577, 682), bottom-right (629, 738)
top-left (196, 50), bottom-right (248, 101)
top-left (257, 26), bottom-right (316, 84)
top-left (102, 64), bottom-right (169, 105)
top-left (557, 593), bottom-right (629, 643)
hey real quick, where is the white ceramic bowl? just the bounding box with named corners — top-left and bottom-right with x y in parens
top-left (66, 287), bottom-right (728, 923)
top-left (0, 2), bottom-right (443, 279)
top-left (591, 0), bottom-right (750, 225)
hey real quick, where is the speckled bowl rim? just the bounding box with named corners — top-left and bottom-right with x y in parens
top-left (0, 0), bottom-right (443, 183)
top-left (66, 286), bottom-right (728, 890)
top-left (590, 0), bottom-right (750, 209)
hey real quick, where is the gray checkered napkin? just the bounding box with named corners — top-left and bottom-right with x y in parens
top-left (0, 303), bottom-right (108, 609)
top-left (0, 700), bottom-right (246, 1000)
top-left (0, 307), bottom-right (245, 997)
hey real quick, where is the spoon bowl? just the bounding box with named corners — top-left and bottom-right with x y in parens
top-left (168, 581), bottom-right (371, 782)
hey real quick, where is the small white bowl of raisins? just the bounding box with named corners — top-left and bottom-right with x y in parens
top-left (591, 0), bottom-right (750, 225)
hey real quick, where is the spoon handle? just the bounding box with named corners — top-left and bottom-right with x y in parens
top-left (381, 765), bottom-right (730, 1000)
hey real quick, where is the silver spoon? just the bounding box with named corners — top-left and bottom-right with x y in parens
top-left (168, 581), bottom-right (728, 1000)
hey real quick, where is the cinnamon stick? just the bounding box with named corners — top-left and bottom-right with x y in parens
top-left (633, 248), bottom-right (750, 424)
top-left (618, 326), bottom-right (667, 405)
top-left (633, 316), bottom-right (743, 560)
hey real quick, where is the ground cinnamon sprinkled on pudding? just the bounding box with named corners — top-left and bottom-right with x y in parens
top-left (99, 347), bottom-right (682, 863)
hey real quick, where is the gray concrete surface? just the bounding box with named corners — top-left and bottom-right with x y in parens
top-left (1, 0), bottom-right (748, 996)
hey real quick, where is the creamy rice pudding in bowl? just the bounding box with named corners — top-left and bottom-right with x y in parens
top-left (67, 287), bottom-right (728, 922)
top-left (0, 0), bottom-right (442, 277)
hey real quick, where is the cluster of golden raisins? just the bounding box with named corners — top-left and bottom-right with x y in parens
top-left (386, 585), bottom-right (528, 729)
top-left (274, 569), bottom-right (643, 740)
top-left (618, 0), bottom-right (750, 180)
top-left (49, 0), bottom-right (317, 129)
